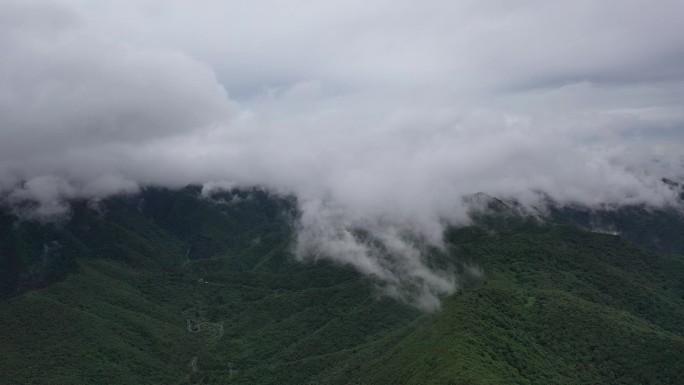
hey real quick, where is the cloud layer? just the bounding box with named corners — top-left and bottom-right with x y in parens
top-left (2, 0), bottom-right (684, 308)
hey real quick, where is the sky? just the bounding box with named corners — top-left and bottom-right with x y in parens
top-left (1, 0), bottom-right (684, 308)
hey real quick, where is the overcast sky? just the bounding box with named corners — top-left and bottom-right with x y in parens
top-left (2, 0), bottom-right (683, 308)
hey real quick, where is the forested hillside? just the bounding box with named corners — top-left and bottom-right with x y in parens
top-left (1, 188), bottom-right (683, 384)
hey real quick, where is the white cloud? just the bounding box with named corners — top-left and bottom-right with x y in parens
top-left (1, 0), bottom-right (683, 308)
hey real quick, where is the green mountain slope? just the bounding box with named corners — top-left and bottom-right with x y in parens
top-left (332, 224), bottom-right (684, 385)
top-left (0, 188), bottom-right (418, 384)
top-left (1, 188), bottom-right (683, 384)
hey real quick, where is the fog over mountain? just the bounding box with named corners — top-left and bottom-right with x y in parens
top-left (2, 0), bottom-right (683, 307)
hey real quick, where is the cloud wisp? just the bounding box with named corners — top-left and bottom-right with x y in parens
top-left (1, 0), bottom-right (684, 308)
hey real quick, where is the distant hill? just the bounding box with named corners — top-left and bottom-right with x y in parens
top-left (1, 187), bottom-right (683, 384)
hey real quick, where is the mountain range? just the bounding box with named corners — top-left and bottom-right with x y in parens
top-left (1, 186), bottom-right (683, 384)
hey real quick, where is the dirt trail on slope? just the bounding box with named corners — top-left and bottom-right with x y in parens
top-left (185, 318), bottom-right (228, 379)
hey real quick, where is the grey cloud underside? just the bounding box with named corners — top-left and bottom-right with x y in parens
top-left (1, 0), bottom-right (684, 309)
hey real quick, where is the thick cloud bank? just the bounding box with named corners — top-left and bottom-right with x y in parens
top-left (2, 0), bottom-right (684, 308)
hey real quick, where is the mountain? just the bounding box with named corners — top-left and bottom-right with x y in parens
top-left (1, 187), bottom-right (683, 384)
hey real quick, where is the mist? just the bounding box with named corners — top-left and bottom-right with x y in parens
top-left (2, 0), bottom-right (683, 308)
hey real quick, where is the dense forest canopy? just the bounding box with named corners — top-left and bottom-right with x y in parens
top-left (1, 187), bottom-right (683, 384)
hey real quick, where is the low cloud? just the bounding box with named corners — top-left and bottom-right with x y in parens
top-left (1, 0), bottom-right (683, 308)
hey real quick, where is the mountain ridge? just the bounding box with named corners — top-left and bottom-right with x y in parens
top-left (1, 186), bottom-right (683, 384)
